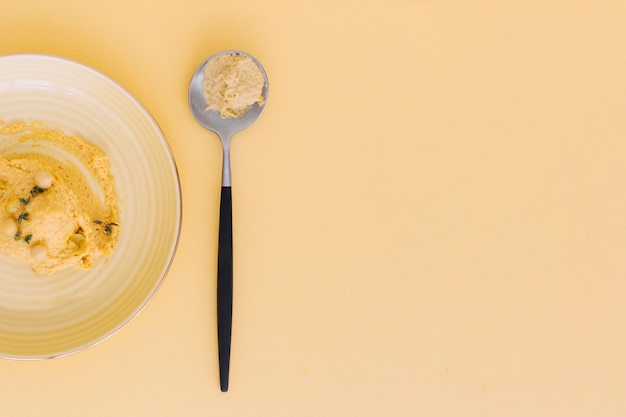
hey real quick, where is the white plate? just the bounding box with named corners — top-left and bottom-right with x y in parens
top-left (0, 54), bottom-right (182, 359)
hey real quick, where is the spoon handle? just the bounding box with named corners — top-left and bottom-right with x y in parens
top-left (217, 186), bottom-right (233, 392)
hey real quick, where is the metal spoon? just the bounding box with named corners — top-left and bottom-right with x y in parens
top-left (188, 50), bottom-right (268, 392)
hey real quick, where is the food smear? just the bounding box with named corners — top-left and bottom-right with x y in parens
top-left (203, 53), bottom-right (265, 119)
top-left (0, 121), bottom-right (120, 275)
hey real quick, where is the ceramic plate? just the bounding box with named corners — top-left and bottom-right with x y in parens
top-left (0, 54), bottom-right (181, 359)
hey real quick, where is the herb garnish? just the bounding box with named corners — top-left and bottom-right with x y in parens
top-left (13, 185), bottom-right (46, 244)
top-left (93, 220), bottom-right (119, 235)
top-left (30, 186), bottom-right (45, 196)
top-left (17, 212), bottom-right (29, 224)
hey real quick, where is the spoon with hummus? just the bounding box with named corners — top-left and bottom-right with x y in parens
top-left (188, 50), bottom-right (268, 392)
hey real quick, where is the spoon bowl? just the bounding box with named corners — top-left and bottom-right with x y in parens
top-left (189, 50), bottom-right (268, 136)
top-left (188, 50), bottom-right (268, 392)
top-left (189, 50), bottom-right (268, 186)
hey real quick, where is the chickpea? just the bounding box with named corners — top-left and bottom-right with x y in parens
top-left (1, 218), bottom-right (17, 236)
top-left (67, 233), bottom-right (86, 250)
top-left (30, 244), bottom-right (48, 262)
top-left (34, 170), bottom-right (54, 189)
top-left (5, 198), bottom-right (21, 214)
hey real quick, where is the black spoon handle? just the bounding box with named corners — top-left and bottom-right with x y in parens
top-left (217, 186), bottom-right (233, 392)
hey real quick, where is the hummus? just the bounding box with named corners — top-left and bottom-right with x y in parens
top-left (0, 121), bottom-right (120, 275)
top-left (203, 53), bottom-right (265, 119)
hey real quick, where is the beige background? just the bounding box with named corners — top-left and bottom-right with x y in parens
top-left (1, 1), bottom-right (625, 416)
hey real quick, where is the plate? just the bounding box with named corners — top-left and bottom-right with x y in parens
top-left (0, 54), bottom-right (182, 359)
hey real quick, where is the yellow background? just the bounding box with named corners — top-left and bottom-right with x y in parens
top-left (1, 1), bottom-right (625, 416)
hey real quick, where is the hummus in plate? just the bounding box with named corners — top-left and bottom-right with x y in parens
top-left (0, 121), bottom-right (120, 275)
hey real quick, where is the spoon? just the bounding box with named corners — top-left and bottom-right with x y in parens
top-left (188, 50), bottom-right (269, 392)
